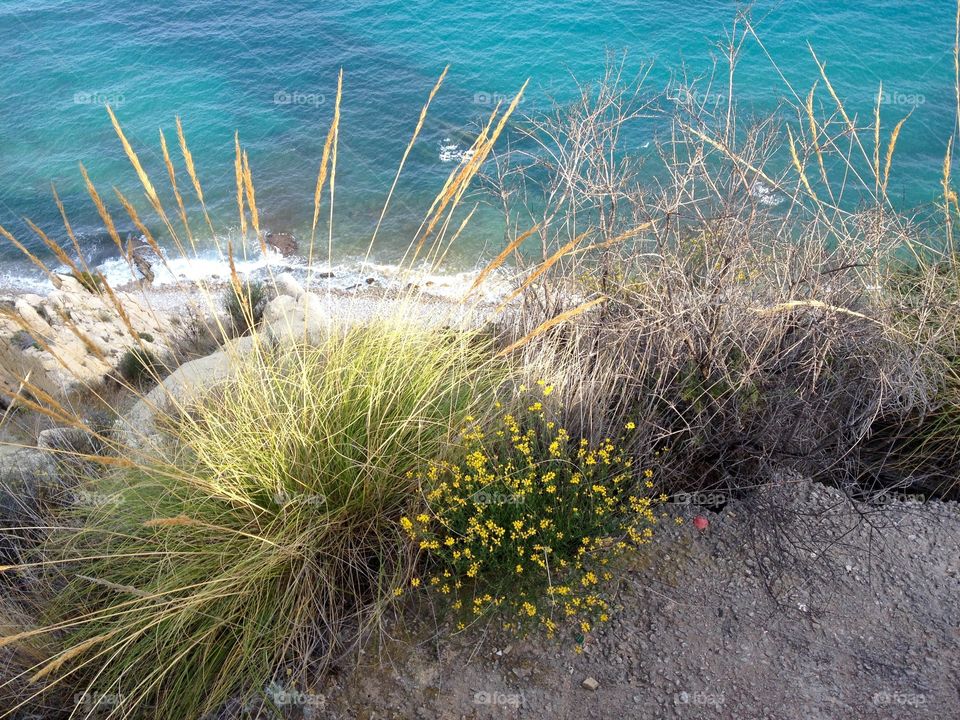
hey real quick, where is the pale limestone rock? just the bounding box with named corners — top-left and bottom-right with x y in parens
top-left (263, 292), bottom-right (330, 346)
top-left (0, 279), bottom-right (174, 404)
top-left (273, 272), bottom-right (305, 299)
top-left (120, 336), bottom-right (257, 450)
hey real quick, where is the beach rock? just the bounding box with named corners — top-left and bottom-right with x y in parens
top-left (273, 273), bottom-right (305, 299)
top-left (262, 292), bottom-right (330, 346)
top-left (126, 239), bottom-right (155, 284)
top-left (0, 445), bottom-right (60, 524)
top-left (122, 291), bottom-right (330, 450)
top-left (0, 276), bottom-right (173, 405)
top-left (265, 232), bottom-right (298, 257)
top-left (0, 446), bottom-right (59, 497)
top-left (0, 444), bottom-right (77, 565)
top-left (36, 426), bottom-right (97, 455)
top-left (120, 336), bottom-right (257, 450)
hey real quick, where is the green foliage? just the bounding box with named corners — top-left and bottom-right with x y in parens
top-left (117, 346), bottom-right (161, 384)
top-left (402, 388), bottom-right (661, 639)
top-left (224, 280), bottom-right (267, 335)
top-left (71, 270), bottom-right (105, 294)
top-left (10, 329), bottom-right (40, 351)
top-left (43, 321), bottom-right (507, 719)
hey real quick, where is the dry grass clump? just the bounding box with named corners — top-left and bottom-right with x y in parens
top-left (491, 46), bottom-right (956, 502)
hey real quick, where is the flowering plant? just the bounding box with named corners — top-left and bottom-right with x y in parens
top-left (401, 384), bottom-right (662, 638)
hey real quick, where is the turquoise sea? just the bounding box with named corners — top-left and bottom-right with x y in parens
top-left (0, 0), bottom-right (956, 289)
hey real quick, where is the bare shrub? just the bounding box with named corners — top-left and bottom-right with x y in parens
top-left (493, 47), bottom-right (946, 500)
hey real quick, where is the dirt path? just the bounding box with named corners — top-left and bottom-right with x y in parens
top-left (316, 478), bottom-right (960, 720)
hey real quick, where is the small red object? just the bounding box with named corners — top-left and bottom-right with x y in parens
top-left (693, 515), bottom-right (709, 531)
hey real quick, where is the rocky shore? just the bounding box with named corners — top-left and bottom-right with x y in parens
top-left (0, 274), bottom-right (177, 407)
top-left (0, 267), bottom-right (496, 414)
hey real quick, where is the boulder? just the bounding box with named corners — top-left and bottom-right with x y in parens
top-left (126, 240), bottom-right (155, 284)
top-left (0, 446), bottom-right (61, 557)
top-left (273, 272), bottom-right (305, 300)
top-left (262, 292), bottom-right (330, 346)
top-left (0, 446), bottom-right (59, 499)
top-left (265, 232), bottom-right (298, 257)
top-left (121, 293), bottom-right (331, 451)
top-left (120, 335), bottom-right (257, 450)
top-left (0, 276), bottom-right (174, 405)
top-left (36, 426), bottom-right (98, 455)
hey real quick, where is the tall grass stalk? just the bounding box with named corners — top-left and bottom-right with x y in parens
top-left (0, 71), bottom-right (524, 718)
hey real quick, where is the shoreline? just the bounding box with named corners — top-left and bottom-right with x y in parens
top-left (0, 257), bottom-right (513, 307)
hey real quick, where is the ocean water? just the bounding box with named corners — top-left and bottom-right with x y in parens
top-left (0, 0), bottom-right (955, 290)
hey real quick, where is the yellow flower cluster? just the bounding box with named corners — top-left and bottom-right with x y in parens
top-left (400, 387), bottom-right (659, 640)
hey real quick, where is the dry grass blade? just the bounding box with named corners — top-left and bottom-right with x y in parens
top-left (462, 223), bottom-right (540, 301)
top-left (160, 128), bottom-right (196, 248)
top-left (242, 150), bottom-right (261, 245)
top-left (874, 82), bottom-right (883, 194)
top-left (787, 125), bottom-right (818, 202)
top-left (176, 116), bottom-right (219, 241)
top-left (499, 296), bottom-right (608, 356)
top-left (51, 183), bottom-right (96, 277)
top-left (79, 163), bottom-right (125, 255)
top-left (883, 111), bottom-right (912, 196)
top-left (805, 84), bottom-right (834, 200)
top-left (29, 632), bottom-right (115, 682)
top-left (408, 81), bottom-right (528, 267)
top-left (310, 69), bottom-right (343, 260)
top-left (750, 299), bottom-right (882, 326)
top-left (493, 222), bottom-right (650, 315)
top-left (0, 225), bottom-right (57, 284)
top-left (233, 132), bottom-right (248, 239)
top-left (114, 188), bottom-right (176, 269)
top-left (106, 105), bottom-right (160, 207)
top-left (24, 219), bottom-right (81, 279)
top-left (365, 66), bottom-right (449, 264)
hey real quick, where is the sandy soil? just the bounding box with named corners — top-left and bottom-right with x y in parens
top-left (313, 478), bottom-right (959, 720)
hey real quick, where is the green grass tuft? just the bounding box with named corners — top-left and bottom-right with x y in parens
top-left (224, 280), bottom-right (268, 336)
top-left (117, 346), bottom-right (161, 385)
top-left (41, 321), bottom-right (507, 719)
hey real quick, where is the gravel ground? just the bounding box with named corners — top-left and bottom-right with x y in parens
top-left (314, 478), bottom-right (959, 720)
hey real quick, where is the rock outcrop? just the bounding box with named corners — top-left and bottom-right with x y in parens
top-left (120, 280), bottom-right (332, 449)
top-left (265, 232), bottom-right (298, 257)
top-left (0, 275), bottom-right (173, 405)
top-left (262, 290), bottom-right (330, 345)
